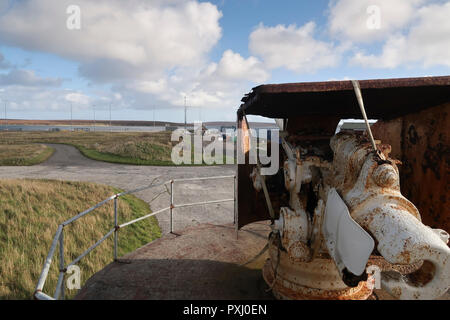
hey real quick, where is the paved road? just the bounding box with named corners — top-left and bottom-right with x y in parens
top-left (0, 144), bottom-right (236, 233)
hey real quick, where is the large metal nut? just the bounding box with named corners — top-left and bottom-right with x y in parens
top-left (287, 241), bottom-right (312, 263)
top-left (432, 228), bottom-right (450, 244)
top-left (373, 164), bottom-right (397, 187)
top-left (278, 207), bottom-right (310, 246)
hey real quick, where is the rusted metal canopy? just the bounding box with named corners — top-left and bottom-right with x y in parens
top-left (239, 76), bottom-right (450, 119)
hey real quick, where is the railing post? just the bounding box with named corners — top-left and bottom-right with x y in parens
top-left (114, 196), bottom-right (118, 261)
top-left (170, 180), bottom-right (174, 234)
top-left (59, 228), bottom-right (65, 300)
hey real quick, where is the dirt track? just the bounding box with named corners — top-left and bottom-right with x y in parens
top-left (0, 143), bottom-right (236, 233)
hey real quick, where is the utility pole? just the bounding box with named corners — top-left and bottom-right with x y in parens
top-left (184, 96), bottom-right (187, 132)
top-left (70, 103), bottom-right (73, 132)
top-left (4, 100), bottom-right (7, 131)
top-left (93, 104), bottom-right (96, 132)
top-left (153, 107), bottom-right (156, 128)
top-left (109, 103), bottom-right (112, 133)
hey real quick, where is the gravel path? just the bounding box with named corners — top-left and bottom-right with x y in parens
top-left (0, 143), bottom-right (236, 233)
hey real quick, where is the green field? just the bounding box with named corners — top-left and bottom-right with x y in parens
top-left (0, 179), bottom-right (161, 299)
top-left (0, 131), bottom-right (175, 165)
top-left (0, 131), bottom-right (235, 166)
top-left (0, 144), bottom-right (55, 166)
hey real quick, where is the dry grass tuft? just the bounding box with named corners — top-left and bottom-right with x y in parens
top-left (0, 144), bottom-right (54, 166)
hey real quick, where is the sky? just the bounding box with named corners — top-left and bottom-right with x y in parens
top-left (0, 0), bottom-right (449, 123)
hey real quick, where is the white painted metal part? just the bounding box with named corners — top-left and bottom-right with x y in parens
top-left (331, 132), bottom-right (450, 300)
top-left (323, 188), bottom-right (375, 276)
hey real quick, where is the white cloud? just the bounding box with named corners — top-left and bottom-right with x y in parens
top-left (0, 69), bottom-right (62, 87)
top-left (0, 0), bottom-right (223, 80)
top-left (249, 22), bottom-right (341, 73)
top-left (350, 2), bottom-right (450, 68)
top-left (65, 92), bottom-right (90, 105)
top-left (328, 0), bottom-right (430, 43)
top-left (3, 0), bottom-right (446, 117)
top-left (0, 85), bottom-right (124, 114)
top-left (0, 0), bottom-right (247, 112)
top-left (0, 0), bottom-right (264, 112)
top-left (121, 49), bottom-right (268, 109)
top-left (213, 50), bottom-right (269, 82)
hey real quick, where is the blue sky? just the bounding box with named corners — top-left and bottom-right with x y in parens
top-left (0, 0), bottom-right (449, 123)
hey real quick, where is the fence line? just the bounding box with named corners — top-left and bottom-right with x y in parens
top-left (34, 175), bottom-right (236, 300)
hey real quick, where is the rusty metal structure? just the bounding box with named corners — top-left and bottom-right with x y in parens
top-left (236, 76), bottom-right (450, 300)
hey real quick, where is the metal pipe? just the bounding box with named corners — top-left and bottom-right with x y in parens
top-left (114, 197), bottom-right (118, 261)
top-left (175, 198), bottom-right (234, 209)
top-left (62, 195), bottom-right (116, 226)
top-left (35, 225), bottom-right (63, 292)
top-left (116, 180), bottom-right (169, 197)
top-left (119, 207), bottom-right (169, 228)
top-left (67, 228), bottom-right (115, 268)
top-left (170, 180), bottom-right (174, 234)
top-left (58, 229), bottom-right (65, 299)
top-left (54, 272), bottom-right (65, 300)
top-left (34, 291), bottom-right (55, 300)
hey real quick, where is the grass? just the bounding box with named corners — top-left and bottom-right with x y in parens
top-left (0, 144), bottom-right (55, 166)
top-left (0, 179), bottom-right (161, 300)
top-left (0, 131), bottom-right (236, 166)
top-left (0, 131), bottom-right (175, 166)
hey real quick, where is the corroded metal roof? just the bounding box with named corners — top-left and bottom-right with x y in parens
top-left (239, 76), bottom-right (450, 119)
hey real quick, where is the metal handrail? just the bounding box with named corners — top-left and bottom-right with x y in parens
top-left (34, 175), bottom-right (236, 300)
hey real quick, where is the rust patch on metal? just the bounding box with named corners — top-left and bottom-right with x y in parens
top-left (407, 260), bottom-right (435, 287)
top-left (239, 76), bottom-right (450, 120)
top-left (263, 259), bottom-right (373, 300)
top-left (371, 102), bottom-right (450, 231)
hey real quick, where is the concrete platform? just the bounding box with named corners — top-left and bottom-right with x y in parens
top-left (75, 221), bottom-right (450, 300)
top-left (75, 222), bottom-right (274, 300)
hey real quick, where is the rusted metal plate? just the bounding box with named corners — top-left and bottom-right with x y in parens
top-left (237, 162), bottom-right (272, 229)
top-left (371, 102), bottom-right (450, 232)
top-left (239, 76), bottom-right (450, 120)
top-left (285, 115), bottom-right (341, 138)
top-left (237, 113), bottom-right (278, 229)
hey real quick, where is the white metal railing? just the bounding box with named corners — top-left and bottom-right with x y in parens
top-left (34, 175), bottom-right (236, 300)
